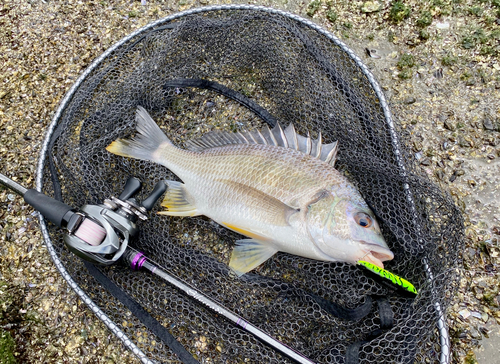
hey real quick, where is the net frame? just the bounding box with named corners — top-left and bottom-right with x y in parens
top-left (33, 5), bottom-right (458, 364)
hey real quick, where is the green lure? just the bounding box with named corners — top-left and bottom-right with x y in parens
top-left (357, 260), bottom-right (418, 297)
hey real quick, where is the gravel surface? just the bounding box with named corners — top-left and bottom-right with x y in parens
top-left (1, 0), bottom-right (499, 363)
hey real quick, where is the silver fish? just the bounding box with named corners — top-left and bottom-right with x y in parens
top-left (107, 107), bottom-right (394, 276)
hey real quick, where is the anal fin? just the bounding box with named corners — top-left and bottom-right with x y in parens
top-left (230, 239), bottom-right (278, 277)
top-left (159, 180), bottom-right (200, 216)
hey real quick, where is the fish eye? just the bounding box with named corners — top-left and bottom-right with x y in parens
top-left (354, 212), bottom-right (372, 228)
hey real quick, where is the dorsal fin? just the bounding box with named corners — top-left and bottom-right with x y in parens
top-left (272, 123), bottom-right (288, 148)
top-left (260, 125), bottom-right (278, 146)
top-left (284, 124), bottom-right (298, 150)
top-left (248, 129), bottom-right (266, 144)
top-left (185, 122), bottom-right (338, 166)
top-left (321, 140), bottom-right (338, 165)
top-left (311, 131), bottom-right (322, 159)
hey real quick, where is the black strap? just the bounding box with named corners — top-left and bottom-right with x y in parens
top-left (310, 294), bottom-right (373, 321)
top-left (345, 341), bottom-right (365, 364)
top-left (83, 261), bottom-right (199, 364)
top-left (163, 78), bottom-right (278, 127)
top-left (345, 297), bottom-right (394, 364)
top-left (377, 297), bottom-right (394, 329)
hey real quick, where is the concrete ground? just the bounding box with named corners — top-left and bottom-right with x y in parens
top-left (1, 0), bottom-right (499, 363)
top-left (475, 321), bottom-right (500, 363)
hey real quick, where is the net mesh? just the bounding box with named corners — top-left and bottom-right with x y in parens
top-left (41, 8), bottom-right (464, 364)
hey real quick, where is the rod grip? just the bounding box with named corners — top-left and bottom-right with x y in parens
top-left (23, 189), bottom-right (75, 228)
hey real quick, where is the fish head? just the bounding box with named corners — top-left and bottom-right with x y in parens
top-left (306, 193), bottom-right (394, 269)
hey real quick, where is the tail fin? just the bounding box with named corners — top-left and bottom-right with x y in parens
top-left (106, 106), bottom-right (172, 163)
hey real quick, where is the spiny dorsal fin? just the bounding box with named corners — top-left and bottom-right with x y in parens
top-left (272, 123), bottom-right (288, 148)
top-left (284, 124), bottom-right (298, 150)
top-left (248, 129), bottom-right (266, 144)
top-left (185, 122), bottom-right (338, 166)
top-left (260, 125), bottom-right (278, 146)
top-left (311, 131), bottom-right (322, 159)
top-left (321, 141), bottom-right (338, 165)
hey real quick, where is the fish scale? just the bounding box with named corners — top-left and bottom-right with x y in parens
top-left (107, 106), bottom-right (394, 276)
top-left (183, 145), bottom-right (335, 207)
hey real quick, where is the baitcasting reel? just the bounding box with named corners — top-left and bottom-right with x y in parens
top-left (14, 176), bottom-right (166, 265)
top-left (63, 178), bottom-right (166, 265)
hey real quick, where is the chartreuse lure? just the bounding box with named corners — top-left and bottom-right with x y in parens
top-left (357, 260), bottom-right (418, 297)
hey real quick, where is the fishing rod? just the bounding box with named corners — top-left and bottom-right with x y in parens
top-left (0, 173), bottom-right (317, 364)
top-left (125, 248), bottom-right (316, 364)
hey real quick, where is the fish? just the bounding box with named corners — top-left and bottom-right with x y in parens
top-left (106, 107), bottom-right (394, 276)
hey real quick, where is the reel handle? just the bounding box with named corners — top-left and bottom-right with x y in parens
top-left (118, 177), bottom-right (142, 200)
top-left (141, 181), bottom-right (167, 211)
top-left (64, 178), bottom-right (167, 265)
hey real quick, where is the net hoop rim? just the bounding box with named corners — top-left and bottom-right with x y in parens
top-left (34, 5), bottom-right (449, 363)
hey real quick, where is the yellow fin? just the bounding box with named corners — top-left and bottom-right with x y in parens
top-left (159, 181), bottom-right (200, 217)
top-left (222, 222), bottom-right (269, 241)
top-left (106, 106), bottom-right (172, 162)
top-left (229, 239), bottom-right (278, 277)
top-left (106, 141), bottom-right (124, 155)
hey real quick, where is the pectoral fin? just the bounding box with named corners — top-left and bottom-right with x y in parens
top-left (229, 239), bottom-right (278, 277)
top-left (159, 181), bottom-right (200, 216)
top-left (220, 179), bottom-right (298, 226)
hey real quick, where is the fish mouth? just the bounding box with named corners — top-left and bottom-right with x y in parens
top-left (359, 244), bottom-right (394, 269)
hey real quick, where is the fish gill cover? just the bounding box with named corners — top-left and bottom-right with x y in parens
top-left (40, 7), bottom-right (463, 364)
